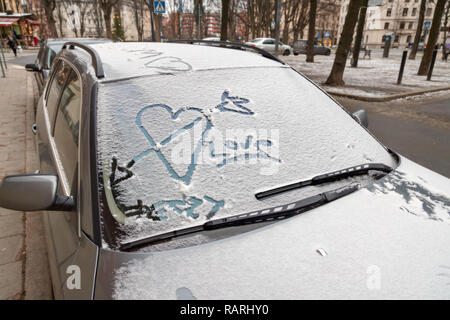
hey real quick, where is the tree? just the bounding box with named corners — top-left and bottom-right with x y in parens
top-left (221, 0), bottom-right (230, 41)
top-left (306, 0), bottom-right (317, 62)
top-left (418, 0), bottom-right (446, 75)
top-left (112, 9), bottom-right (125, 40)
top-left (351, 0), bottom-right (368, 67)
top-left (41, 0), bottom-right (58, 38)
top-left (99, 0), bottom-right (120, 39)
top-left (125, 0), bottom-right (145, 41)
top-left (324, 0), bottom-right (362, 86)
top-left (409, 0), bottom-right (427, 60)
top-left (442, 0), bottom-right (450, 60)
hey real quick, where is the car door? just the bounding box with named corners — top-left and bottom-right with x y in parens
top-left (262, 39), bottom-right (276, 53)
top-left (36, 59), bottom-right (97, 299)
top-left (34, 45), bottom-right (47, 94)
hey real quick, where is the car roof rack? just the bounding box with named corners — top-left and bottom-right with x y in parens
top-left (169, 39), bottom-right (285, 65)
top-left (62, 41), bottom-right (105, 79)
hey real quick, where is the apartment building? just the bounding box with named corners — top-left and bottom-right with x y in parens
top-left (337, 0), bottom-right (443, 49)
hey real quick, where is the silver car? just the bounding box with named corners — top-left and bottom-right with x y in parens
top-left (246, 38), bottom-right (293, 56)
top-left (0, 41), bottom-right (449, 299)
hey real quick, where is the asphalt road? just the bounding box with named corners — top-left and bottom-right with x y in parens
top-left (8, 53), bottom-right (450, 178)
top-left (337, 93), bottom-right (450, 178)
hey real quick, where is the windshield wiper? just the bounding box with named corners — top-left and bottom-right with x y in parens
top-left (255, 163), bottom-right (392, 200)
top-left (119, 183), bottom-right (359, 251)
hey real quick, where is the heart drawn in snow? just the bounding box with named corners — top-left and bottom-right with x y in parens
top-left (144, 56), bottom-right (192, 72)
top-left (136, 104), bottom-right (210, 184)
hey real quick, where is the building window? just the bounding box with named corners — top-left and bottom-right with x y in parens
top-left (405, 0), bottom-right (410, 2)
top-left (394, 35), bottom-right (399, 43)
top-left (407, 35), bottom-right (412, 43)
top-left (400, 22), bottom-right (405, 29)
top-left (412, 8), bottom-right (417, 16)
top-left (387, 8), bottom-right (392, 17)
top-left (402, 8), bottom-right (408, 16)
top-left (426, 8), bottom-right (432, 16)
top-left (408, 22), bottom-right (413, 29)
top-left (384, 22), bottom-right (390, 29)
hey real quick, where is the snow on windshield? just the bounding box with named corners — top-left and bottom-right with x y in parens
top-left (97, 67), bottom-right (395, 246)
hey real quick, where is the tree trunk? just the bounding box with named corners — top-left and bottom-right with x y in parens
top-left (418, 0), bottom-right (446, 75)
top-left (306, 0), bottom-right (317, 62)
top-left (351, 0), bottom-right (368, 67)
top-left (104, 7), bottom-right (112, 39)
top-left (43, 0), bottom-right (58, 38)
top-left (442, 0), bottom-right (449, 60)
top-left (221, 0), bottom-right (230, 41)
top-left (325, 0), bottom-right (362, 86)
top-left (409, 0), bottom-right (427, 60)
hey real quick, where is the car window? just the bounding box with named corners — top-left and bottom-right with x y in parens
top-left (263, 39), bottom-right (275, 45)
top-left (36, 45), bottom-right (45, 67)
top-left (249, 39), bottom-right (262, 43)
top-left (46, 44), bottom-right (63, 69)
top-left (97, 67), bottom-right (396, 247)
top-left (53, 70), bottom-right (82, 188)
top-left (45, 60), bottom-right (72, 126)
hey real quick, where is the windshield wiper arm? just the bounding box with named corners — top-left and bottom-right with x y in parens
top-left (255, 163), bottom-right (393, 200)
top-left (119, 183), bottom-right (359, 251)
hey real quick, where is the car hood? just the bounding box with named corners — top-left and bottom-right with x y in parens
top-left (95, 156), bottom-right (450, 299)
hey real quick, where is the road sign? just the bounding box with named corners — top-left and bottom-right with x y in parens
top-left (154, 1), bottom-right (166, 14)
top-left (424, 21), bottom-right (431, 29)
top-left (324, 31), bottom-right (330, 38)
top-left (179, 0), bottom-right (183, 13)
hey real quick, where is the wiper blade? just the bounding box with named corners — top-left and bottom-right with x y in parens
top-left (119, 183), bottom-right (359, 251)
top-left (255, 163), bottom-right (392, 200)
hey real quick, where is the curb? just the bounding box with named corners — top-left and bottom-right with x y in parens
top-left (326, 86), bottom-right (450, 102)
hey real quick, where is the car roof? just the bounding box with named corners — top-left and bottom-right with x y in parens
top-left (46, 38), bottom-right (112, 46)
top-left (79, 42), bottom-right (286, 82)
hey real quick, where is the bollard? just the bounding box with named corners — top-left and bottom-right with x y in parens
top-left (427, 49), bottom-right (438, 81)
top-left (397, 50), bottom-right (408, 84)
top-left (383, 37), bottom-right (391, 58)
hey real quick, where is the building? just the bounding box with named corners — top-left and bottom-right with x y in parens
top-left (337, 0), bottom-right (444, 49)
top-left (0, 0), bottom-right (40, 47)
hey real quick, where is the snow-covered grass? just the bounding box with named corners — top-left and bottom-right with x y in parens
top-left (282, 49), bottom-right (450, 98)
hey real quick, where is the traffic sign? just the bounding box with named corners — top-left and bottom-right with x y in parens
top-left (154, 1), bottom-right (166, 14)
top-left (324, 31), bottom-right (330, 38)
top-left (424, 21), bottom-right (431, 30)
top-left (179, 0), bottom-right (183, 13)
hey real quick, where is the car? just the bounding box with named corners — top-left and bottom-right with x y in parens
top-left (293, 39), bottom-right (331, 56)
top-left (25, 38), bottom-right (112, 96)
top-left (246, 38), bottom-right (293, 55)
top-left (1, 41), bottom-right (450, 299)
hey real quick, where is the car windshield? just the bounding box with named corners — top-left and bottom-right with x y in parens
top-left (47, 44), bottom-right (63, 69)
top-left (249, 39), bottom-right (262, 43)
top-left (97, 67), bottom-right (396, 247)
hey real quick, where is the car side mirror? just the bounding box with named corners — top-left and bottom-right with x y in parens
top-left (25, 63), bottom-right (40, 72)
top-left (0, 174), bottom-right (74, 211)
top-left (352, 109), bottom-right (369, 128)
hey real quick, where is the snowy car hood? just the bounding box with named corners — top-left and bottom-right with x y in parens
top-left (95, 156), bottom-right (450, 299)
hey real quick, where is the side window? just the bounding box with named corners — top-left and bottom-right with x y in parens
top-left (53, 70), bottom-right (82, 190)
top-left (263, 39), bottom-right (275, 45)
top-left (45, 60), bottom-right (71, 127)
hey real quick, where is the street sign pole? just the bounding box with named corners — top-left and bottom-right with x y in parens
top-left (427, 49), bottom-right (438, 81)
top-left (397, 50), bottom-right (407, 84)
top-left (383, 35), bottom-right (391, 58)
top-left (0, 38), bottom-right (6, 77)
top-left (274, 0), bottom-right (281, 55)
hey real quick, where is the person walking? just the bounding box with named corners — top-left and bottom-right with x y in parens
top-left (6, 34), bottom-right (17, 57)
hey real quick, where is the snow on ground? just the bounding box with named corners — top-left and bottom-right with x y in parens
top-left (282, 49), bottom-right (450, 98)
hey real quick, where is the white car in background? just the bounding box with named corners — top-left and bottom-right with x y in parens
top-left (246, 38), bottom-right (293, 56)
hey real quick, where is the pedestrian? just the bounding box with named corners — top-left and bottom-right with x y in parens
top-left (6, 35), bottom-right (17, 57)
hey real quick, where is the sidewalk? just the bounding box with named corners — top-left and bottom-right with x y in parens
top-left (282, 49), bottom-right (450, 101)
top-left (0, 56), bottom-right (53, 299)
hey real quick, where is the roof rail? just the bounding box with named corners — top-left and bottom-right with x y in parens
top-left (169, 40), bottom-right (285, 65)
top-left (62, 42), bottom-right (105, 79)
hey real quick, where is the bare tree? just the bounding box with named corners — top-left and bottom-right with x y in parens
top-left (306, 0), bottom-right (317, 62)
top-left (93, 0), bottom-right (105, 37)
top-left (221, 0), bottom-right (230, 40)
top-left (409, 0), bottom-right (427, 60)
top-left (99, 0), bottom-right (120, 39)
top-left (351, 0), bottom-right (368, 67)
top-left (418, 0), bottom-right (446, 74)
top-left (325, 0), bottom-right (362, 86)
top-left (125, 0), bottom-right (145, 41)
top-left (442, 0), bottom-right (450, 60)
top-left (41, 0), bottom-right (58, 38)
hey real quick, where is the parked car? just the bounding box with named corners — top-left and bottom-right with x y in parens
top-left (25, 38), bottom-right (112, 96)
top-left (246, 38), bottom-right (293, 55)
top-left (1, 41), bottom-right (450, 299)
top-left (293, 39), bottom-right (331, 56)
